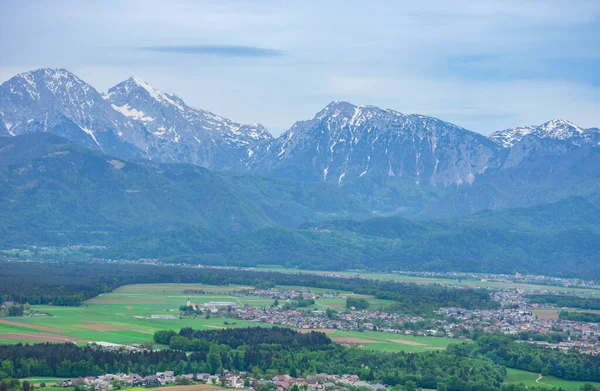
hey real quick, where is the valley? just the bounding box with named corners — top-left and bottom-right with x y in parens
top-left (2, 2), bottom-right (600, 391)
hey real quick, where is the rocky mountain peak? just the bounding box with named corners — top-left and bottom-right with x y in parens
top-left (490, 119), bottom-right (597, 148)
top-left (251, 101), bottom-right (500, 186)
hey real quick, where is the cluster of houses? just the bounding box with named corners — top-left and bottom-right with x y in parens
top-left (54, 371), bottom-right (388, 391)
top-left (230, 289), bottom-right (333, 301)
top-left (391, 271), bottom-right (597, 289)
top-left (214, 287), bottom-right (600, 354)
top-left (269, 374), bottom-right (385, 391)
top-left (435, 289), bottom-right (600, 354)
top-left (232, 305), bottom-right (425, 333)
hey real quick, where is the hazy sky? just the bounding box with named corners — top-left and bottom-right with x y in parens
top-left (1, 0), bottom-right (599, 136)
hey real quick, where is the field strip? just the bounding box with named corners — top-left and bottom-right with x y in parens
top-left (331, 337), bottom-right (381, 344)
top-left (0, 332), bottom-right (88, 343)
top-left (88, 299), bottom-right (165, 304)
top-left (103, 293), bottom-right (150, 296)
top-left (387, 338), bottom-right (428, 346)
top-left (73, 323), bottom-right (140, 331)
top-left (0, 320), bottom-right (68, 333)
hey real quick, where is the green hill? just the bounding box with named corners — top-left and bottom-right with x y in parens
top-left (0, 133), bottom-right (369, 246)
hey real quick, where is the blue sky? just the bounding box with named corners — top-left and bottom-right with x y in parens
top-left (0, 0), bottom-right (599, 136)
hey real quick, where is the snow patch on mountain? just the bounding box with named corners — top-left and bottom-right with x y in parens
top-left (111, 103), bottom-right (154, 122)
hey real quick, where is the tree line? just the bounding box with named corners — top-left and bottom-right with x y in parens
top-left (448, 334), bottom-right (600, 382)
top-left (526, 294), bottom-right (600, 311)
top-left (0, 261), bottom-right (497, 315)
top-left (0, 327), bottom-right (505, 391)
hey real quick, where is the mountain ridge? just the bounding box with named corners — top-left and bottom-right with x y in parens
top-left (0, 68), bottom-right (272, 169)
top-left (1, 68), bottom-right (599, 217)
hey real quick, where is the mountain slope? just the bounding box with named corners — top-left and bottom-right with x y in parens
top-left (0, 68), bottom-right (149, 158)
top-left (0, 133), bottom-right (369, 246)
top-left (105, 77), bottom-right (272, 169)
top-left (250, 101), bottom-right (503, 186)
top-left (0, 68), bottom-right (273, 170)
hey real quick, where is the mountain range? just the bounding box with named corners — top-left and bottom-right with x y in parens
top-left (0, 133), bottom-right (368, 247)
top-left (1, 132), bottom-right (598, 277)
top-left (1, 68), bottom-right (599, 218)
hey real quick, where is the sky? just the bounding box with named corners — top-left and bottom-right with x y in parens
top-left (0, 0), bottom-right (599, 136)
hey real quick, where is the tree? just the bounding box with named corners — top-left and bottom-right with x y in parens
top-left (404, 381), bottom-right (417, 391)
top-left (176, 376), bottom-right (191, 385)
top-left (207, 347), bottom-right (222, 374)
top-left (436, 382), bottom-right (447, 391)
top-left (273, 299), bottom-right (279, 307)
top-left (22, 381), bottom-right (31, 391)
top-left (1, 361), bottom-right (13, 378)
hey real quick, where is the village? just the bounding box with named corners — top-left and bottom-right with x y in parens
top-left (191, 288), bottom-right (600, 355)
top-left (53, 371), bottom-right (388, 391)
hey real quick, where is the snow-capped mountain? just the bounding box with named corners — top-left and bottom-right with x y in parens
top-left (249, 101), bottom-right (502, 186)
top-left (0, 68), bottom-right (150, 158)
top-left (104, 77), bottom-right (271, 169)
top-left (489, 125), bottom-right (537, 148)
top-left (0, 69), bottom-right (272, 169)
top-left (490, 119), bottom-right (600, 148)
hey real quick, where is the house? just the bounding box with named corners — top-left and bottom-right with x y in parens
top-left (143, 376), bottom-right (161, 387)
top-left (277, 381), bottom-right (292, 391)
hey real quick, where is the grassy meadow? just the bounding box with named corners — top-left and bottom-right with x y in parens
top-left (503, 368), bottom-right (600, 390)
top-left (0, 283), bottom-right (437, 352)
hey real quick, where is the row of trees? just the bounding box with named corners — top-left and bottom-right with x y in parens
top-left (0, 261), bottom-right (497, 315)
top-left (449, 334), bottom-right (600, 382)
top-left (0, 330), bottom-right (506, 391)
top-left (526, 294), bottom-right (600, 310)
top-left (559, 311), bottom-right (600, 323)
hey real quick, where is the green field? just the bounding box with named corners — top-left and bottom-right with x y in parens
top-left (0, 283), bottom-right (410, 348)
top-left (0, 283), bottom-right (267, 345)
top-left (325, 329), bottom-right (460, 353)
top-left (504, 368), bottom-right (600, 390)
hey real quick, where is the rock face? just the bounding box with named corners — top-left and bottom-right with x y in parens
top-left (1, 68), bottom-right (599, 216)
top-left (105, 77), bottom-right (272, 169)
top-left (0, 69), bottom-right (271, 169)
top-left (0, 68), bottom-right (149, 158)
top-left (250, 101), bottom-right (502, 186)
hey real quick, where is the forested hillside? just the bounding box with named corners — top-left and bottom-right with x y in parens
top-left (0, 133), bottom-right (368, 246)
top-left (1, 134), bottom-right (600, 278)
top-left (103, 197), bottom-right (600, 278)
